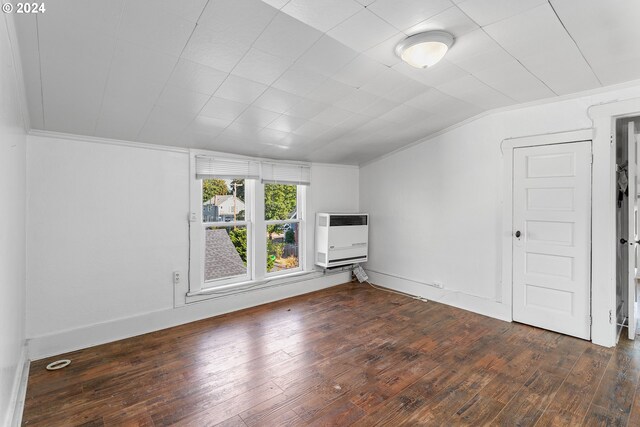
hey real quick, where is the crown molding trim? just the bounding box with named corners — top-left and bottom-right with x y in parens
top-left (28, 130), bottom-right (361, 169)
top-left (28, 130), bottom-right (190, 154)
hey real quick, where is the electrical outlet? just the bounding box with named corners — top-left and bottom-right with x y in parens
top-left (433, 281), bottom-right (444, 289)
top-left (173, 271), bottom-right (181, 285)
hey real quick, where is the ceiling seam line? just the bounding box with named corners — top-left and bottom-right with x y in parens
top-left (360, 4), bottom-right (410, 34)
top-left (366, 4), bottom-right (457, 36)
top-left (91, 1), bottom-right (127, 136)
top-left (487, 30), bottom-right (558, 97)
top-left (417, 30), bottom-right (520, 105)
top-left (318, 0), bottom-right (364, 34)
top-left (478, 27), bottom-right (557, 96)
top-left (453, 4), bottom-right (559, 97)
top-left (217, 20), bottom-right (301, 134)
top-left (292, 2), bottom-right (412, 77)
top-left (441, 61), bottom-right (521, 106)
top-left (547, 0), bottom-right (602, 86)
top-left (182, 5), bottom-right (297, 143)
top-left (386, 57), bottom-right (504, 111)
top-left (275, 2), bottom-right (368, 100)
top-left (267, 0), bottom-right (365, 83)
top-left (212, 2), bottom-right (398, 143)
top-left (135, 0), bottom-right (213, 141)
top-left (35, 13), bottom-right (45, 128)
top-left (298, 2), bottom-right (545, 161)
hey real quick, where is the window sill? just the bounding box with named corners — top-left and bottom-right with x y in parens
top-left (185, 270), bottom-right (320, 304)
top-left (265, 266), bottom-right (303, 279)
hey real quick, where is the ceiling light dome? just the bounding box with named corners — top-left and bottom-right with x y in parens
top-left (395, 30), bottom-right (454, 68)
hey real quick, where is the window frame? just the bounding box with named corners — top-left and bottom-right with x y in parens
top-left (264, 184), bottom-right (304, 277)
top-left (188, 152), bottom-right (308, 297)
top-left (190, 176), bottom-right (254, 293)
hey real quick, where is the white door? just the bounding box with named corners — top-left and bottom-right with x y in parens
top-left (628, 121), bottom-right (637, 339)
top-left (512, 141), bottom-right (592, 339)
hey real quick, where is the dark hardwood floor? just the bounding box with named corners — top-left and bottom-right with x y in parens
top-left (22, 282), bottom-right (640, 426)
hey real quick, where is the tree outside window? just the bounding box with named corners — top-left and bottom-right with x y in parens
top-left (265, 184), bottom-right (300, 274)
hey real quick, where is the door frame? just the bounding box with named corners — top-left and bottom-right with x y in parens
top-left (588, 97), bottom-right (640, 347)
top-left (501, 129), bottom-right (594, 338)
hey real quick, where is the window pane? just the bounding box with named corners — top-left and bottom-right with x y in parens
top-left (267, 222), bottom-right (299, 273)
top-left (202, 179), bottom-right (245, 222)
top-left (205, 225), bottom-right (247, 282)
top-left (264, 183), bottom-right (297, 221)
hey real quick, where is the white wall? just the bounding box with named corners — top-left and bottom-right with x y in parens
top-left (26, 135), bottom-right (359, 358)
top-left (27, 138), bottom-right (189, 338)
top-left (305, 163), bottom-right (360, 269)
top-left (360, 82), bottom-right (640, 323)
top-left (0, 14), bottom-right (27, 427)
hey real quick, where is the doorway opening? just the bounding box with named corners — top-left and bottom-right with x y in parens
top-left (615, 116), bottom-right (640, 342)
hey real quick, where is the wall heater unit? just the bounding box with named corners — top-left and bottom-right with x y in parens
top-left (315, 213), bottom-right (368, 268)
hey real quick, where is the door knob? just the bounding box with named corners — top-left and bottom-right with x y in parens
top-left (621, 238), bottom-right (628, 244)
top-left (515, 230), bottom-right (521, 238)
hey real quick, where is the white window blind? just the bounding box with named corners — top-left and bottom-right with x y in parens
top-left (261, 162), bottom-right (311, 186)
top-left (195, 156), bottom-right (260, 180)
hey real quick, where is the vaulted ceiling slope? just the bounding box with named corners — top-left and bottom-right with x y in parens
top-left (13, 0), bottom-right (640, 164)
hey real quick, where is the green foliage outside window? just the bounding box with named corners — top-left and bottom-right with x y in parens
top-left (285, 229), bottom-right (295, 244)
top-left (202, 179), bottom-right (229, 202)
top-left (228, 227), bottom-right (279, 271)
top-left (265, 184), bottom-right (297, 220)
top-left (265, 183), bottom-right (297, 237)
top-left (228, 227), bottom-right (247, 265)
top-left (204, 181), bottom-right (298, 274)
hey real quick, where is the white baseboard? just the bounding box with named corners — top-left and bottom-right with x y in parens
top-left (366, 270), bottom-right (512, 322)
top-left (4, 343), bottom-right (29, 427)
top-left (28, 272), bottom-right (350, 361)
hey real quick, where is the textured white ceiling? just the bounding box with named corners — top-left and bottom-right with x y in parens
top-left (13, 0), bottom-right (640, 164)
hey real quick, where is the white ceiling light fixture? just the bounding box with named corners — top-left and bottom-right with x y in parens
top-left (395, 30), bottom-right (454, 68)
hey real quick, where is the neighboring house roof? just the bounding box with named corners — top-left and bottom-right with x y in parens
top-left (204, 195), bottom-right (245, 210)
top-left (203, 195), bottom-right (227, 206)
top-left (213, 195), bottom-right (233, 205)
top-left (204, 228), bottom-right (245, 281)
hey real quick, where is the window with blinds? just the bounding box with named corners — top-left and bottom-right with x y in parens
top-left (195, 156), bottom-right (260, 180)
top-left (260, 162), bottom-right (311, 186)
top-left (194, 156), bottom-right (311, 186)
top-left (189, 152), bottom-right (308, 295)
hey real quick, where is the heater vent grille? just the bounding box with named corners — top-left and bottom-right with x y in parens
top-left (315, 213), bottom-right (368, 268)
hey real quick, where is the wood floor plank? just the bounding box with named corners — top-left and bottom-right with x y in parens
top-left (167, 381), bottom-right (283, 426)
top-left (582, 404), bottom-right (627, 426)
top-left (22, 282), bottom-right (640, 426)
top-left (536, 346), bottom-right (613, 427)
top-left (214, 415), bottom-right (247, 427)
top-left (305, 396), bottom-right (366, 426)
top-left (490, 369), bottom-right (565, 426)
top-left (628, 382), bottom-right (640, 427)
top-left (452, 394), bottom-right (505, 425)
top-left (589, 339), bottom-right (640, 418)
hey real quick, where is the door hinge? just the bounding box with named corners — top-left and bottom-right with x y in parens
top-left (609, 310), bottom-right (613, 324)
top-left (591, 154), bottom-right (594, 165)
top-left (589, 315), bottom-right (592, 326)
